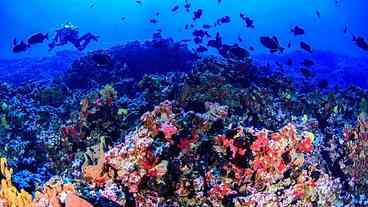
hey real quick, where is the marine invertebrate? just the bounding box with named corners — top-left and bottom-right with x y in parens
top-left (0, 158), bottom-right (34, 207)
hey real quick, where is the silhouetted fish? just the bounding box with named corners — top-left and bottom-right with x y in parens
top-left (184, 1), bottom-right (191, 12)
top-left (27, 33), bottom-right (48, 45)
top-left (194, 37), bottom-right (202, 44)
top-left (300, 41), bottom-right (312, 53)
top-left (136, 1), bottom-right (142, 4)
top-left (228, 45), bottom-right (249, 59)
top-left (318, 79), bottom-right (329, 89)
top-left (193, 9), bottom-right (203, 20)
top-left (207, 32), bottom-right (222, 49)
top-left (302, 59), bottom-right (314, 67)
top-left (90, 4), bottom-right (95, 8)
top-left (288, 42), bottom-right (291, 48)
top-left (150, 18), bottom-right (158, 24)
top-left (343, 25), bottom-right (348, 34)
top-left (287, 58), bottom-right (293, 66)
top-left (202, 24), bottom-right (211, 29)
top-left (171, 5), bottom-right (179, 12)
top-left (192, 29), bottom-right (210, 38)
top-left (316, 10), bottom-right (321, 18)
top-left (91, 53), bottom-right (112, 67)
top-left (291, 26), bottom-right (304, 36)
top-left (121, 17), bottom-right (126, 20)
top-left (237, 36), bottom-right (243, 42)
top-left (249, 46), bottom-right (254, 51)
top-left (240, 13), bottom-right (255, 28)
top-left (12, 40), bottom-right (28, 53)
top-left (353, 36), bottom-right (368, 51)
top-left (300, 67), bottom-right (315, 78)
top-left (217, 16), bottom-right (231, 24)
top-left (260, 36), bottom-right (284, 53)
top-left (196, 45), bottom-right (208, 53)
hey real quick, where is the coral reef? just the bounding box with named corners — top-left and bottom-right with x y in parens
top-left (0, 38), bottom-right (367, 206)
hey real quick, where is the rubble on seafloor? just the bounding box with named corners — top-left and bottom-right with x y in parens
top-left (0, 39), bottom-right (367, 206)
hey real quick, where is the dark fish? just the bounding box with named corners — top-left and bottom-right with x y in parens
top-left (180, 39), bottom-right (192, 42)
top-left (275, 61), bottom-right (283, 67)
top-left (190, 24), bottom-right (194, 28)
top-left (207, 32), bottom-right (222, 49)
top-left (245, 17), bottom-right (255, 28)
top-left (171, 5), bottom-right (179, 12)
top-left (291, 26), bottom-right (304, 36)
top-left (136, 1), bottom-right (142, 4)
top-left (91, 53), bottom-right (112, 67)
top-left (353, 36), bottom-right (368, 51)
top-left (287, 58), bottom-right (293, 66)
top-left (228, 45), bottom-right (249, 59)
top-left (185, 24), bottom-right (189, 30)
top-left (218, 44), bottom-right (249, 59)
top-left (217, 16), bottom-right (231, 24)
top-left (318, 79), bottom-right (329, 89)
top-left (343, 25), bottom-right (348, 34)
top-left (300, 41), bottom-right (312, 53)
top-left (300, 67), bottom-right (315, 78)
top-left (192, 29), bottom-right (210, 38)
top-left (184, 1), bottom-right (191, 12)
top-left (218, 0), bottom-right (222, 3)
top-left (196, 45), bottom-right (208, 53)
top-left (150, 18), bottom-right (158, 24)
top-left (260, 36), bottom-right (284, 53)
top-left (237, 36), bottom-right (243, 42)
top-left (240, 13), bottom-right (254, 28)
top-left (287, 42), bottom-right (291, 48)
top-left (155, 12), bottom-right (160, 16)
top-left (202, 24), bottom-right (211, 29)
top-left (194, 37), bottom-right (202, 44)
top-left (121, 17), bottom-right (126, 20)
top-left (193, 9), bottom-right (203, 20)
top-left (12, 40), bottom-right (28, 53)
top-left (249, 46), bottom-right (254, 51)
top-left (316, 10), bottom-right (321, 18)
top-left (90, 4), bottom-right (95, 8)
top-left (302, 59), bottom-right (314, 67)
top-left (27, 33), bottom-right (48, 45)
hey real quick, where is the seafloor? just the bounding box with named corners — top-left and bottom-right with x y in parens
top-left (0, 38), bottom-right (367, 206)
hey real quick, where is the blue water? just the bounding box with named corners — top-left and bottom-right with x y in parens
top-left (1, 0), bottom-right (367, 59)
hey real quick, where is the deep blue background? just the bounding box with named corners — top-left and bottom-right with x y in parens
top-left (0, 0), bottom-right (368, 60)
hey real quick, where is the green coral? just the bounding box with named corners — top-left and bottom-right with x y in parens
top-left (100, 84), bottom-right (118, 100)
top-left (117, 108), bottom-right (128, 116)
top-left (1, 114), bottom-right (10, 130)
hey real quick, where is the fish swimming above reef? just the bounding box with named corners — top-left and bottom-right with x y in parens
top-left (240, 13), bottom-right (255, 28)
top-left (192, 29), bottom-right (210, 38)
top-left (291, 26), bottom-right (305, 36)
top-left (216, 16), bottom-right (231, 25)
top-left (193, 9), bottom-right (203, 20)
top-left (171, 5), bottom-right (179, 12)
top-left (12, 39), bottom-right (28, 53)
top-left (353, 36), bottom-right (368, 51)
top-left (316, 10), bottom-right (321, 18)
top-left (196, 45), bottom-right (208, 53)
top-left (260, 36), bottom-right (284, 53)
top-left (302, 59), bottom-right (314, 67)
top-left (207, 32), bottom-right (222, 49)
top-left (27, 33), bottom-right (48, 45)
top-left (300, 41), bottom-right (312, 53)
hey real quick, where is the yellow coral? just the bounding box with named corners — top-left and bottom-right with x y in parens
top-left (0, 157), bottom-right (34, 207)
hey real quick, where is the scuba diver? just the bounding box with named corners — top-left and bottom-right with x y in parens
top-left (48, 22), bottom-right (99, 51)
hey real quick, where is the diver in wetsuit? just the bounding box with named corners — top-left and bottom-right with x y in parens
top-left (48, 22), bottom-right (99, 51)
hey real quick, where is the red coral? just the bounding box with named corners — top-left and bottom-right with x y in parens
top-left (251, 132), bottom-right (269, 152)
top-left (160, 122), bottom-right (178, 140)
top-left (297, 137), bottom-right (313, 153)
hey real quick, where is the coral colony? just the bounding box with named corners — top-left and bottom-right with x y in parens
top-left (0, 38), bottom-right (368, 206)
